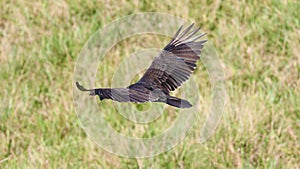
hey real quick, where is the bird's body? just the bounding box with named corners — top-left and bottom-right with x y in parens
top-left (76, 23), bottom-right (207, 108)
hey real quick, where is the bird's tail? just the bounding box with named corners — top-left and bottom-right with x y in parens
top-left (166, 96), bottom-right (192, 108)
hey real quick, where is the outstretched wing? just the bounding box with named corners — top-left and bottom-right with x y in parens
top-left (76, 81), bottom-right (151, 103)
top-left (137, 23), bottom-right (207, 93)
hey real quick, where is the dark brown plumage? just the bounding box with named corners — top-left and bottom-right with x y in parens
top-left (76, 23), bottom-right (207, 108)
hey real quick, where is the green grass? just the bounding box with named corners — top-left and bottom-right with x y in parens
top-left (1, 0), bottom-right (299, 168)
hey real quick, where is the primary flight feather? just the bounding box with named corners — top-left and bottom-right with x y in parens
top-left (76, 23), bottom-right (207, 108)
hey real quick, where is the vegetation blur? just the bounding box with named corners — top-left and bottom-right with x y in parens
top-left (0, 0), bottom-right (299, 168)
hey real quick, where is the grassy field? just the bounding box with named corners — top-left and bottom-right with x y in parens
top-left (1, 0), bottom-right (299, 168)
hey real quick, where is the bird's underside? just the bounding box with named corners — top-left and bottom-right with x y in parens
top-left (76, 23), bottom-right (207, 108)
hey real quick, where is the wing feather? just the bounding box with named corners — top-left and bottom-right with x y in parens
top-left (103, 88), bottom-right (150, 103)
top-left (137, 23), bottom-right (207, 93)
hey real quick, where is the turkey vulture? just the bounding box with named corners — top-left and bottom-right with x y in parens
top-left (76, 23), bottom-right (207, 108)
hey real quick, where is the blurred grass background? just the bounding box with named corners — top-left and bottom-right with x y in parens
top-left (0, 0), bottom-right (299, 168)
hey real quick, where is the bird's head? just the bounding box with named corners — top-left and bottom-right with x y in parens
top-left (95, 90), bottom-right (104, 100)
top-left (76, 81), bottom-right (96, 96)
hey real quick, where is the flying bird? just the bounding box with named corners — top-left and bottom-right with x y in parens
top-left (76, 23), bottom-right (207, 108)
